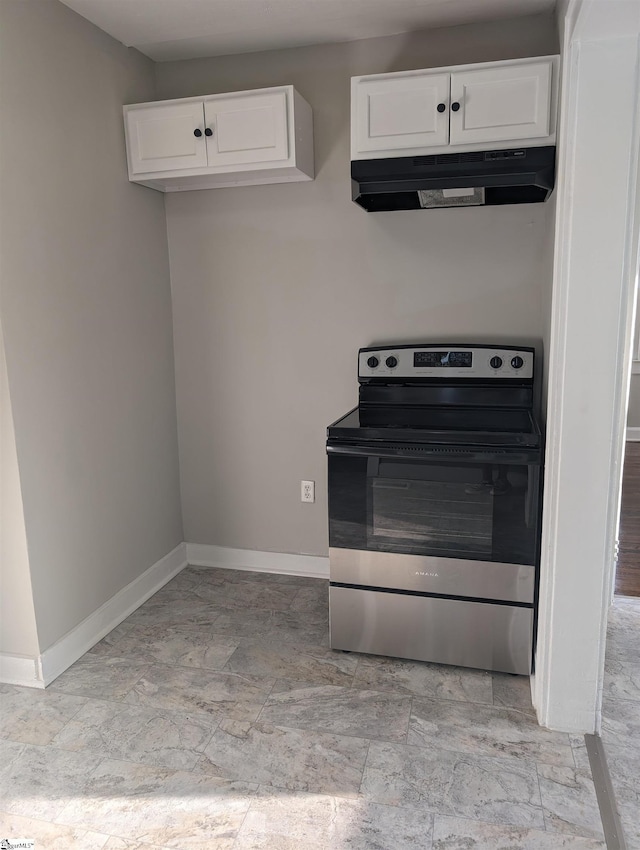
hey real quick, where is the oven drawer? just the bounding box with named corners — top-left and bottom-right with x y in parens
top-left (329, 585), bottom-right (533, 675)
top-left (330, 547), bottom-right (535, 604)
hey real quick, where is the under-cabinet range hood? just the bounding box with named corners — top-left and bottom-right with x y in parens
top-left (351, 146), bottom-right (555, 212)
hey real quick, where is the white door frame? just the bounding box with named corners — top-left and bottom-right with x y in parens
top-left (533, 0), bottom-right (640, 732)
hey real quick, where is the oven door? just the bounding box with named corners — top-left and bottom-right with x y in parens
top-left (327, 443), bottom-right (542, 570)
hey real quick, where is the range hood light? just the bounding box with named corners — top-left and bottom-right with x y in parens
top-left (442, 187), bottom-right (476, 198)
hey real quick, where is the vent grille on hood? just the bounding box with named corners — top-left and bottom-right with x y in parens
top-left (412, 152), bottom-right (486, 167)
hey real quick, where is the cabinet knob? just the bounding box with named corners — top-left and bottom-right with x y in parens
top-left (205, 127), bottom-right (213, 137)
top-left (451, 102), bottom-right (461, 112)
top-left (437, 103), bottom-right (446, 113)
top-left (193, 128), bottom-right (203, 137)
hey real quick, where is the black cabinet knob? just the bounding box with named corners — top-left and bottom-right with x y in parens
top-left (490, 356), bottom-right (503, 369)
top-left (367, 356), bottom-right (379, 368)
top-left (437, 103), bottom-right (446, 113)
top-left (386, 356), bottom-right (398, 368)
top-left (511, 356), bottom-right (524, 369)
top-left (194, 128), bottom-right (203, 137)
top-left (205, 127), bottom-right (213, 137)
top-left (451, 102), bottom-right (461, 112)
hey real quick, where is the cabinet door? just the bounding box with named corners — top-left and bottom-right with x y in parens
top-left (354, 72), bottom-right (450, 155)
top-left (204, 91), bottom-right (289, 167)
top-left (449, 60), bottom-right (552, 146)
top-left (125, 102), bottom-right (207, 174)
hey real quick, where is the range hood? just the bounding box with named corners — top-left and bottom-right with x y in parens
top-left (351, 146), bottom-right (555, 212)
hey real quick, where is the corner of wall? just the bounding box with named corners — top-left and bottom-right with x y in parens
top-left (1, 542), bottom-right (187, 689)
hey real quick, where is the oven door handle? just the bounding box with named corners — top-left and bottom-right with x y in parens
top-left (326, 443), bottom-right (541, 463)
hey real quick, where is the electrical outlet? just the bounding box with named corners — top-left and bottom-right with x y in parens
top-left (301, 480), bottom-right (315, 503)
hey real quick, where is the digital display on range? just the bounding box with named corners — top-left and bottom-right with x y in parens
top-left (414, 351), bottom-right (473, 368)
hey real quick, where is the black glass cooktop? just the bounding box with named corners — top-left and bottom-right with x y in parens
top-left (327, 406), bottom-right (541, 448)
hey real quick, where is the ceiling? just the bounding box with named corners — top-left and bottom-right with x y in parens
top-left (59, 0), bottom-right (556, 62)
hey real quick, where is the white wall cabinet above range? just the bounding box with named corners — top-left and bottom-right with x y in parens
top-left (352, 56), bottom-right (559, 160)
top-left (124, 85), bottom-right (314, 192)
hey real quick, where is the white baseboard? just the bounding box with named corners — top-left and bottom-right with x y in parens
top-left (0, 653), bottom-right (45, 689)
top-left (2, 542), bottom-right (329, 690)
top-left (40, 542), bottom-right (187, 686)
top-left (186, 543), bottom-right (329, 579)
top-left (0, 543), bottom-right (187, 689)
top-left (626, 427), bottom-right (640, 441)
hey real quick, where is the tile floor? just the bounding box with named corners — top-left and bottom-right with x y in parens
top-left (601, 595), bottom-right (640, 850)
top-left (0, 567), bottom-right (609, 849)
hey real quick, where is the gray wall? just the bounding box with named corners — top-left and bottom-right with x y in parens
top-left (0, 320), bottom-right (39, 658)
top-left (0, 0), bottom-right (183, 650)
top-left (158, 15), bottom-right (559, 556)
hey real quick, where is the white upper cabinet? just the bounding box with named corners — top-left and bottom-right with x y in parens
top-left (126, 102), bottom-right (208, 174)
top-left (124, 86), bottom-right (313, 193)
top-left (351, 56), bottom-right (558, 160)
top-left (203, 91), bottom-right (289, 167)
top-left (449, 60), bottom-right (552, 146)
top-left (354, 72), bottom-right (450, 153)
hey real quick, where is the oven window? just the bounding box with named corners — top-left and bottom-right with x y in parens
top-left (366, 458), bottom-right (539, 564)
top-left (371, 477), bottom-right (493, 554)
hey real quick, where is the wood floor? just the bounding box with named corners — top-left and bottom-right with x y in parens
top-left (616, 441), bottom-right (640, 596)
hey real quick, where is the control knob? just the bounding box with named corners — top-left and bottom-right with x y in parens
top-left (386, 356), bottom-right (398, 368)
top-left (489, 356), bottom-right (503, 369)
top-left (511, 356), bottom-right (524, 370)
top-left (367, 356), bottom-right (379, 368)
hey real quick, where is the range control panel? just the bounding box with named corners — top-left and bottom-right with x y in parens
top-left (358, 345), bottom-right (534, 380)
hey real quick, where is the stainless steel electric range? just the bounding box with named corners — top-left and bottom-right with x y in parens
top-left (326, 344), bottom-right (543, 675)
